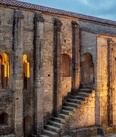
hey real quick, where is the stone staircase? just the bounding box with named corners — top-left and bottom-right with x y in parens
top-left (40, 89), bottom-right (94, 137)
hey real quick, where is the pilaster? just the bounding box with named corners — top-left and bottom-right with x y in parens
top-left (53, 18), bottom-right (62, 116)
top-left (34, 13), bottom-right (44, 135)
top-left (13, 9), bottom-right (24, 137)
top-left (72, 21), bottom-right (80, 91)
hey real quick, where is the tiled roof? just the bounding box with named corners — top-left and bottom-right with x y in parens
top-left (0, 0), bottom-right (116, 26)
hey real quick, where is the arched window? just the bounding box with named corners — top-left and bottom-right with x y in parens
top-left (23, 54), bottom-right (30, 89)
top-left (62, 54), bottom-right (71, 77)
top-left (81, 52), bottom-right (94, 88)
top-left (0, 112), bottom-right (8, 125)
top-left (0, 53), bottom-right (9, 88)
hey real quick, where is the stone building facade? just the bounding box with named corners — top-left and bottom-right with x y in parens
top-left (0, 0), bottom-right (116, 136)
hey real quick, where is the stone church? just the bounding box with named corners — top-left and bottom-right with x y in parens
top-left (0, 0), bottom-right (116, 136)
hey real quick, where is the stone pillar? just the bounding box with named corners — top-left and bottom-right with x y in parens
top-left (34, 13), bottom-right (44, 135)
top-left (13, 9), bottom-right (24, 137)
top-left (53, 18), bottom-right (62, 116)
top-left (96, 36), bottom-right (108, 127)
top-left (107, 39), bottom-right (116, 126)
top-left (72, 21), bottom-right (80, 91)
top-left (0, 60), bottom-right (1, 88)
top-left (107, 38), bottom-right (112, 126)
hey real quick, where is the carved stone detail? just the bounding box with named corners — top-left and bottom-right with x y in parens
top-left (34, 13), bottom-right (44, 22)
top-left (72, 21), bottom-right (79, 27)
top-left (14, 9), bottom-right (24, 19)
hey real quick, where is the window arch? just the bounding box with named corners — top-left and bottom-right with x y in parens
top-left (0, 53), bottom-right (9, 88)
top-left (81, 52), bottom-right (94, 87)
top-left (0, 112), bottom-right (8, 125)
top-left (23, 54), bottom-right (30, 89)
top-left (62, 54), bottom-right (71, 77)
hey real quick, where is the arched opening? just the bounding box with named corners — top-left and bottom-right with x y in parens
top-left (81, 52), bottom-right (94, 88)
top-left (23, 54), bottom-right (30, 89)
top-left (23, 116), bottom-right (32, 137)
top-left (62, 54), bottom-right (71, 77)
top-left (0, 112), bottom-right (8, 125)
top-left (0, 53), bottom-right (9, 89)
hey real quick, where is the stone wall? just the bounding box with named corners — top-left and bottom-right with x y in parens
top-left (0, 7), bottom-right (14, 135)
top-left (96, 36), bottom-right (108, 126)
top-left (69, 90), bottom-right (95, 129)
top-left (1, 3), bottom-right (116, 136)
top-left (80, 31), bottom-right (97, 88)
top-left (61, 18), bottom-right (72, 101)
top-left (97, 36), bottom-right (116, 127)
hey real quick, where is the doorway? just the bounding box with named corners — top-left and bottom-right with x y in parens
top-left (23, 116), bottom-right (32, 137)
top-left (81, 52), bottom-right (94, 88)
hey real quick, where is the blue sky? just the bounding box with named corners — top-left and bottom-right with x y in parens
top-left (19, 0), bottom-right (116, 21)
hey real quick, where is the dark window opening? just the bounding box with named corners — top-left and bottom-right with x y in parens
top-left (0, 113), bottom-right (8, 125)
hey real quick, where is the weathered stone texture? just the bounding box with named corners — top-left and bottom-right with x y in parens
top-left (69, 90), bottom-right (95, 128)
top-left (23, 11), bottom-right (34, 119)
top-left (1, 2), bottom-right (116, 137)
top-left (79, 20), bottom-right (116, 36)
top-left (97, 36), bottom-right (108, 126)
top-left (43, 15), bottom-right (54, 117)
top-left (0, 7), bottom-right (14, 135)
top-left (61, 18), bottom-right (72, 101)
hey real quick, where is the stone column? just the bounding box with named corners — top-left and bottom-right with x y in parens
top-left (107, 38), bottom-right (113, 126)
top-left (0, 60), bottom-right (1, 88)
top-left (13, 9), bottom-right (24, 137)
top-left (107, 39), bottom-right (116, 126)
top-left (72, 21), bottom-right (80, 91)
top-left (34, 13), bottom-right (44, 135)
top-left (53, 18), bottom-right (62, 116)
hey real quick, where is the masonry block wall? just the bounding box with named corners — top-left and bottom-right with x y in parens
top-left (69, 90), bottom-right (95, 129)
top-left (0, 7), bottom-right (14, 135)
top-left (1, 1), bottom-right (116, 136)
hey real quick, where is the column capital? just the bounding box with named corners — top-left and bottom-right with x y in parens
top-left (34, 13), bottom-right (44, 22)
top-left (72, 21), bottom-right (79, 28)
top-left (54, 18), bottom-right (62, 32)
top-left (14, 9), bottom-right (24, 19)
top-left (107, 38), bottom-right (114, 44)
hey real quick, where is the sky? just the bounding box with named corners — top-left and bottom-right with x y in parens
top-left (19, 0), bottom-right (116, 21)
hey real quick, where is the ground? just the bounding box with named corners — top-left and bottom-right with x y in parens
top-left (63, 134), bottom-right (116, 137)
top-left (91, 134), bottom-right (116, 137)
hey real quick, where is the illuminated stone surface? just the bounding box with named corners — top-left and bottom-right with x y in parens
top-left (0, 0), bottom-right (116, 137)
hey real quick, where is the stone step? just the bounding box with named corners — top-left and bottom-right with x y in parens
top-left (45, 124), bottom-right (60, 132)
top-left (59, 113), bottom-right (70, 119)
top-left (51, 117), bottom-right (66, 124)
top-left (67, 98), bottom-right (82, 104)
top-left (62, 105), bottom-right (76, 111)
top-left (79, 88), bottom-right (92, 93)
top-left (49, 120), bottom-right (64, 128)
top-left (61, 109), bottom-right (73, 115)
top-left (78, 92), bottom-right (89, 97)
top-left (64, 101), bottom-right (79, 107)
top-left (44, 129), bottom-right (58, 137)
top-left (70, 95), bottom-right (86, 101)
top-left (40, 135), bottom-right (50, 137)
